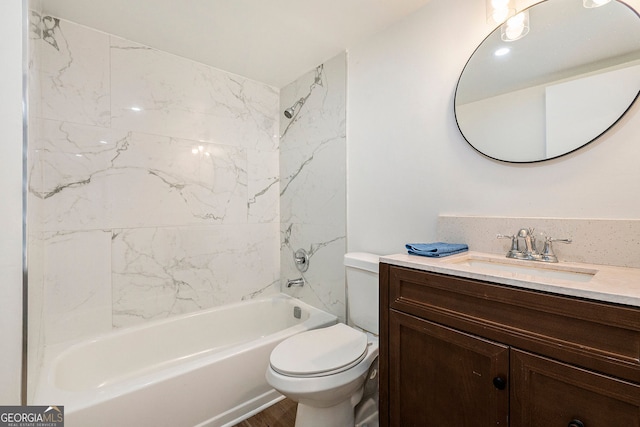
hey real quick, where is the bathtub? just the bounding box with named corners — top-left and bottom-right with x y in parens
top-left (33, 294), bottom-right (337, 427)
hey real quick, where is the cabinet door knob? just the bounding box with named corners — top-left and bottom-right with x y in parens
top-left (492, 376), bottom-right (506, 390)
top-left (568, 420), bottom-right (585, 427)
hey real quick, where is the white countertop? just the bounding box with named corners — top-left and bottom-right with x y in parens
top-left (381, 251), bottom-right (640, 308)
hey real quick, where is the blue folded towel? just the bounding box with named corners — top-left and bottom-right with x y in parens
top-left (405, 242), bottom-right (468, 258)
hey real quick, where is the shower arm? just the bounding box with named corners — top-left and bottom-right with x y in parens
top-left (283, 65), bottom-right (324, 119)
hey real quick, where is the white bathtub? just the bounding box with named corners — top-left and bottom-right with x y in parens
top-left (33, 294), bottom-right (337, 427)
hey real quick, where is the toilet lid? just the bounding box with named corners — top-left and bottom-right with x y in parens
top-left (270, 323), bottom-right (368, 377)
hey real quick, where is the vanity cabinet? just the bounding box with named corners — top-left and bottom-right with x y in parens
top-left (379, 263), bottom-right (640, 427)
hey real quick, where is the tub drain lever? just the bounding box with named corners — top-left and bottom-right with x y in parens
top-left (293, 306), bottom-right (302, 319)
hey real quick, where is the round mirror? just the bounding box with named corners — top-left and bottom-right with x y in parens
top-left (454, 0), bottom-right (640, 163)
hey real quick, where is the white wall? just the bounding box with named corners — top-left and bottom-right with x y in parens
top-left (347, 0), bottom-right (640, 255)
top-left (0, 0), bottom-right (25, 404)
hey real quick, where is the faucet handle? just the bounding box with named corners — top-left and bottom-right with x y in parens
top-left (541, 237), bottom-right (572, 263)
top-left (497, 234), bottom-right (519, 258)
top-left (548, 237), bottom-right (572, 244)
top-left (287, 277), bottom-right (305, 288)
top-left (294, 248), bottom-right (309, 272)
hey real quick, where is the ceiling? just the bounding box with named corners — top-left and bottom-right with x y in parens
top-left (41, 0), bottom-right (433, 88)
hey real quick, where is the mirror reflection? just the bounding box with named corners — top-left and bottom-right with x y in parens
top-left (455, 0), bottom-right (640, 163)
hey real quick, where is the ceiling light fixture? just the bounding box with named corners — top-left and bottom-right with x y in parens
top-left (487, 0), bottom-right (516, 25)
top-left (501, 10), bottom-right (529, 41)
top-left (583, 0), bottom-right (611, 7)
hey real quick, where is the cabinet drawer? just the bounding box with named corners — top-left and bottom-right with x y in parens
top-left (387, 265), bottom-right (640, 382)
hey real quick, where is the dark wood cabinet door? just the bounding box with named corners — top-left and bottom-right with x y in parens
top-left (388, 310), bottom-right (509, 427)
top-left (511, 349), bottom-right (640, 427)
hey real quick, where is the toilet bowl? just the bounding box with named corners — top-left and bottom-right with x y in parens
top-left (266, 253), bottom-right (380, 427)
top-left (266, 324), bottom-right (378, 427)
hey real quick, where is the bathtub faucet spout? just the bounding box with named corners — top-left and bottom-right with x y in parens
top-left (287, 278), bottom-right (305, 288)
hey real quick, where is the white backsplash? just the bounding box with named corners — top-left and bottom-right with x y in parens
top-left (438, 215), bottom-right (640, 268)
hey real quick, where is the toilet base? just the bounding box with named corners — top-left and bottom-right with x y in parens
top-left (294, 398), bottom-right (356, 427)
top-left (294, 386), bottom-right (364, 427)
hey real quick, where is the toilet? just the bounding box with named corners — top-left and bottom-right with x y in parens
top-left (266, 253), bottom-right (380, 427)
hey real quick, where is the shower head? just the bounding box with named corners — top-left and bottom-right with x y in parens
top-left (284, 107), bottom-right (295, 119)
top-left (283, 98), bottom-right (306, 119)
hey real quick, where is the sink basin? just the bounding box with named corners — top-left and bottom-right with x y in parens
top-left (447, 255), bottom-right (598, 283)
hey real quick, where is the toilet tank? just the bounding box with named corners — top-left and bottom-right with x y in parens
top-left (344, 253), bottom-right (380, 335)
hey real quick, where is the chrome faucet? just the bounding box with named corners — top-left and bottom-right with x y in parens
top-left (497, 228), bottom-right (571, 263)
top-left (517, 228), bottom-right (540, 260)
top-left (287, 277), bottom-right (305, 287)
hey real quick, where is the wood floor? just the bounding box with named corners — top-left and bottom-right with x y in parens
top-left (232, 398), bottom-right (297, 427)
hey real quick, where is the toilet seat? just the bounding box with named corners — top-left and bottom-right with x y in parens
top-left (270, 323), bottom-right (368, 378)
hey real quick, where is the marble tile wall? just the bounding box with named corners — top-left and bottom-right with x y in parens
top-left (279, 54), bottom-right (347, 322)
top-left (28, 16), bottom-right (281, 345)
